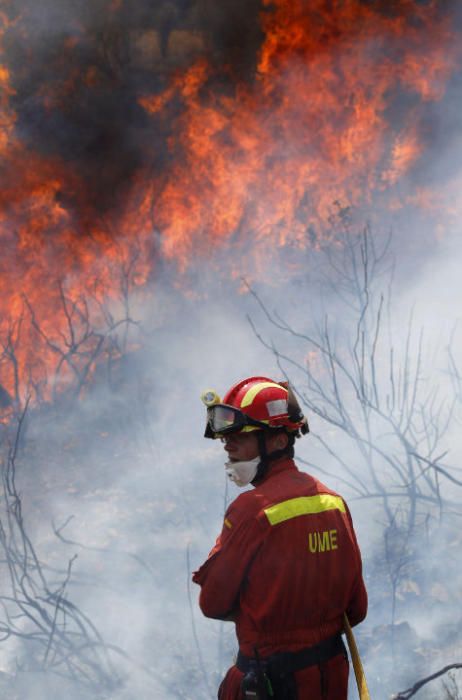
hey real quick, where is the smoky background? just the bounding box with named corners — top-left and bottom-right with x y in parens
top-left (1, 221), bottom-right (461, 699)
top-left (1, 0), bottom-right (462, 699)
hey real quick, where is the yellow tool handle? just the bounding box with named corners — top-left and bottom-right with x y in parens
top-left (343, 613), bottom-right (371, 700)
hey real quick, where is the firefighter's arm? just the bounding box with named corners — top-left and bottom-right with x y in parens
top-left (346, 570), bottom-right (368, 626)
top-left (192, 496), bottom-right (264, 620)
top-left (344, 504), bottom-right (368, 626)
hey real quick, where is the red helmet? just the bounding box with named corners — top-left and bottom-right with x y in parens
top-left (202, 376), bottom-right (309, 439)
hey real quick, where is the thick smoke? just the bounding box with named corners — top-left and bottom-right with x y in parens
top-left (2, 227), bottom-right (460, 699)
top-left (2, 0), bottom-right (264, 212)
top-left (9, 278), bottom-right (283, 699)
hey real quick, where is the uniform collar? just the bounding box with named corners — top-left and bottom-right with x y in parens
top-left (254, 457), bottom-right (297, 486)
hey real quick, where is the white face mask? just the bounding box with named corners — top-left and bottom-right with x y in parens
top-left (224, 457), bottom-right (260, 487)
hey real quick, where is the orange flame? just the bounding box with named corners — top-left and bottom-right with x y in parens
top-left (137, 0), bottom-right (459, 273)
top-left (0, 1), bottom-right (461, 412)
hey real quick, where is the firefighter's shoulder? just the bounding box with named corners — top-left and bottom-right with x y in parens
top-left (222, 489), bottom-right (267, 531)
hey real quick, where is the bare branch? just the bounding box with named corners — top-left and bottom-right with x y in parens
top-left (393, 664), bottom-right (462, 699)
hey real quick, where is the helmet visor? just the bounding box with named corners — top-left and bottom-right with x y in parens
top-left (207, 405), bottom-right (247, 435)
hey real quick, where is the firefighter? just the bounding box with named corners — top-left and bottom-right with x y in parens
top-left (193, 377), bottom-right (367, 700)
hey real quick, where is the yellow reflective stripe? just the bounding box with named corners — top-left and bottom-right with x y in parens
top-left (240, 381), bottom-right (283, 408)
top-left (224, 518), bottom-right (232, 529)
top-left (264, 495), bottom-right (346, 526)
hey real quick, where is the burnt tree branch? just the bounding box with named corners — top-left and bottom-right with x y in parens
top-left (393, 664), bottom-right (462, 699)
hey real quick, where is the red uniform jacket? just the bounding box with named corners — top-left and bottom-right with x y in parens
top-left (193, 458), bottom-right (367, 660)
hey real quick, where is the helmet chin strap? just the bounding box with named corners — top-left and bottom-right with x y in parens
top-left (251, 431), bottom-right (292, 485)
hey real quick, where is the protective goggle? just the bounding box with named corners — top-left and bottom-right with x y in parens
top-left (205, 404), bottom-right (268, 438)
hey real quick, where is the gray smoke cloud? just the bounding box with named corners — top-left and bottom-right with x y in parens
top-left (4, 274), bottom-right (285, 698)
top-left (2, 221), bottom-right (460, 699)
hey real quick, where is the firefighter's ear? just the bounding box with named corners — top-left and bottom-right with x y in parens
top-left (267, 431), bottom-right (289, 451)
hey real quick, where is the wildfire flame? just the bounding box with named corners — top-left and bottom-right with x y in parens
top-left (0, 1), bottom-right (461, 413)
top-left (141, 0), bottom-right (459, 265)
